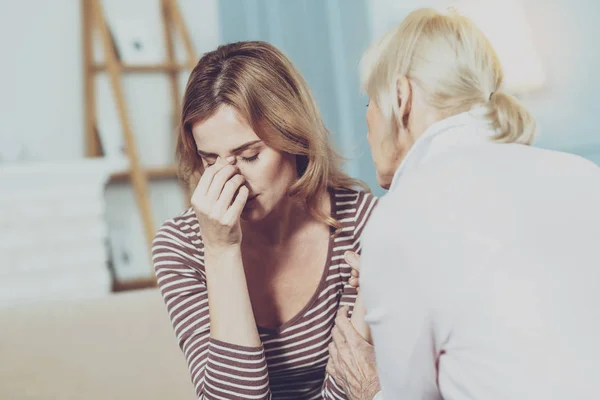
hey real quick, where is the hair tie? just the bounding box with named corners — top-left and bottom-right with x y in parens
top-left (489, 91), bottom-right (495, 101)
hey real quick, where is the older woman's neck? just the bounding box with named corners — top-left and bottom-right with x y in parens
top-left (407, 101), bottom-right (445, 143)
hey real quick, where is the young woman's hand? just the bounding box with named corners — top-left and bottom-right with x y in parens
top-left (191, 157), bottom-right (249, 250)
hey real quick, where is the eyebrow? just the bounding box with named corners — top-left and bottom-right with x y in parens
top-left (197, 140), bottom-right (263, 158)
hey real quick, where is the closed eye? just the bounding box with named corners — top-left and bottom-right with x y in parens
top-left (240, 153), bottom-right (259, 163)
top-left (201, 157), bottom-right (216, 167)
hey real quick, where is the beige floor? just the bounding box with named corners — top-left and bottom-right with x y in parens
top-left (0, 289), bottom-right (196, 400)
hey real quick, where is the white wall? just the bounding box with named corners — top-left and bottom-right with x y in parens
top-left (366, 0), bottom-right (600, 164)
top-left (0, 0), bottom-right (84, 161)
top-left (0, 0), bottom-right (219, 161)
top-left (0, 0), bottom-right (220, 280)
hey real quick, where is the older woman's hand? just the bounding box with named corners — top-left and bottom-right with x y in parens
top-left (346, 251), bottom-right (361, 290)
top-left (327, 307), bottom-right (381, 400)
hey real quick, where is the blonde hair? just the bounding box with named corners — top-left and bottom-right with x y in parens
top-left (179, 41), bottom-right (367, 230)
top-left (360, 8), bottom-right (536, 144)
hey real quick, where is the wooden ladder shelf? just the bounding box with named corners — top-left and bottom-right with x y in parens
top-left (81, 0), bottom-right (196, 290)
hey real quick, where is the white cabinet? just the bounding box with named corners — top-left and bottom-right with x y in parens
top-left (0, 159), bottom-right (114, 308)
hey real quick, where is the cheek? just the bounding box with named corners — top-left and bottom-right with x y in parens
top-left (239, 153), bottom-right (295, 188)
top-left (367, 128), bottom-right (385, 164)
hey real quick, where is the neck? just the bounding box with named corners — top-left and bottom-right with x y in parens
top-left (242, 192), bottom-right (326, 247)
top-left (408, 106), bottom-right (444, 143)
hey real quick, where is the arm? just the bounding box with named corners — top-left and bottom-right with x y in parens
top-left (153, 219), bottom-right (270, 399)
top-left (323, 254), bottom-right (380, 400)
top-left (359, 185), bottom-right (451, 399)
top-left (154, 159), bottom-right (271, 399)
top-left (322, 192), bottom-right (380, 399)
top-left (204, 246), bottom-right (261, 346)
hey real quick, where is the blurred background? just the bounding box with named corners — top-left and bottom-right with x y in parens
top-left (0, 0), bottom-right (598, 398)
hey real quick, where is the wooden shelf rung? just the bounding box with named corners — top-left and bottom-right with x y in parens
top-left (110, 165), bottom-right (179, 181)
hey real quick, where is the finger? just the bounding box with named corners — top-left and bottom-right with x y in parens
top-left (206, 164), bottom-right (238, 202)
top-left (337, 305), bottom-right (349, 319)
top-left (195, 157), bottom-right (233, 195)
top-left (351, 268), bottom-right (359, 278)
top-left (332, 326), bottom-right (345, 346)
top-left (344, 251), bottom-right (360, 272)
top-left (326, 360), bottom-right (336, 376)
top-left (326, 353), bottom-right (339, 378)
top-left (212, 174), bottom-right (245, 216)
top-left (222, 185), bottom-right (249, 224)
top-left (348, 277), bottom-right (359, 288)
top-left (335, 306), bottom-right (356, 342)
top-left (328, 342), bottom-right (339, 361)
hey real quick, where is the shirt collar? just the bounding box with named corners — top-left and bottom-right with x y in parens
top-left (389, 106), bottom-right (495, 191)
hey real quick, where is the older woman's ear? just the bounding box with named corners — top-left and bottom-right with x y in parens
top-left (395, 75), bottom-right (412, 130)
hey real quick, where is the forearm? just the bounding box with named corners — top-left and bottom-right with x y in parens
top-left (204, 245), bottom-right (261, 347)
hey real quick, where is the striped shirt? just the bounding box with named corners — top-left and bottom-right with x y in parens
top-left (152, 188), bottom-right (378, 399)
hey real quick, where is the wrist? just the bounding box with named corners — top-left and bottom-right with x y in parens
top-left (203, 244), bottom-right (242, 265)
top-left (371, 390), bottom-right (383, 400)
top-left (363, 379), bottom-right (381, 400)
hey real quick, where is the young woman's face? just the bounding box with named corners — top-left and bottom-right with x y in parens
top-left (192, 106), bottom-right (297, 221)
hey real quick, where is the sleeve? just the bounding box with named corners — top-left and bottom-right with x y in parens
top-left (152, 218), bottom-right (271, 399)
top-left (359, 171), bottom-right (487, 399)
top-left (359, 193), bottom-right (442, 399)
top-left (321, 192), bottom-right (379, 399)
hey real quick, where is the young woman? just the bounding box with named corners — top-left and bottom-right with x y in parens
top-left (152, 41), bottom-right (379, 399)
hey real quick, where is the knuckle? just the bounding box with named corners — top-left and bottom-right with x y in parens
top-left (192, 202), bottom-right (207, 215)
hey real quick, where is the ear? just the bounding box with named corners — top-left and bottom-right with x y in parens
top-left (395, 76), bottom-right (412, 129)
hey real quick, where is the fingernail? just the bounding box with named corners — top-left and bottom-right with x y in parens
top-left (226, 156), bottom-right (235, 163)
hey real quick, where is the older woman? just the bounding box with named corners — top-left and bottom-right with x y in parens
top-left (329, 7), bottom-right (600, 400)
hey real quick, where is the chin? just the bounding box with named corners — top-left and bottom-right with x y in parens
top-left (240, 209), bottom-right (264, 221)
top-left (240, 200), bottom-right (268, 221)
top-left (376, 173), bottom-right (392, 190)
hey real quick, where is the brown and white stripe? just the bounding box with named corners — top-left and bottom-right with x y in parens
top-left (152, 188), bottom-right (377, 399)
